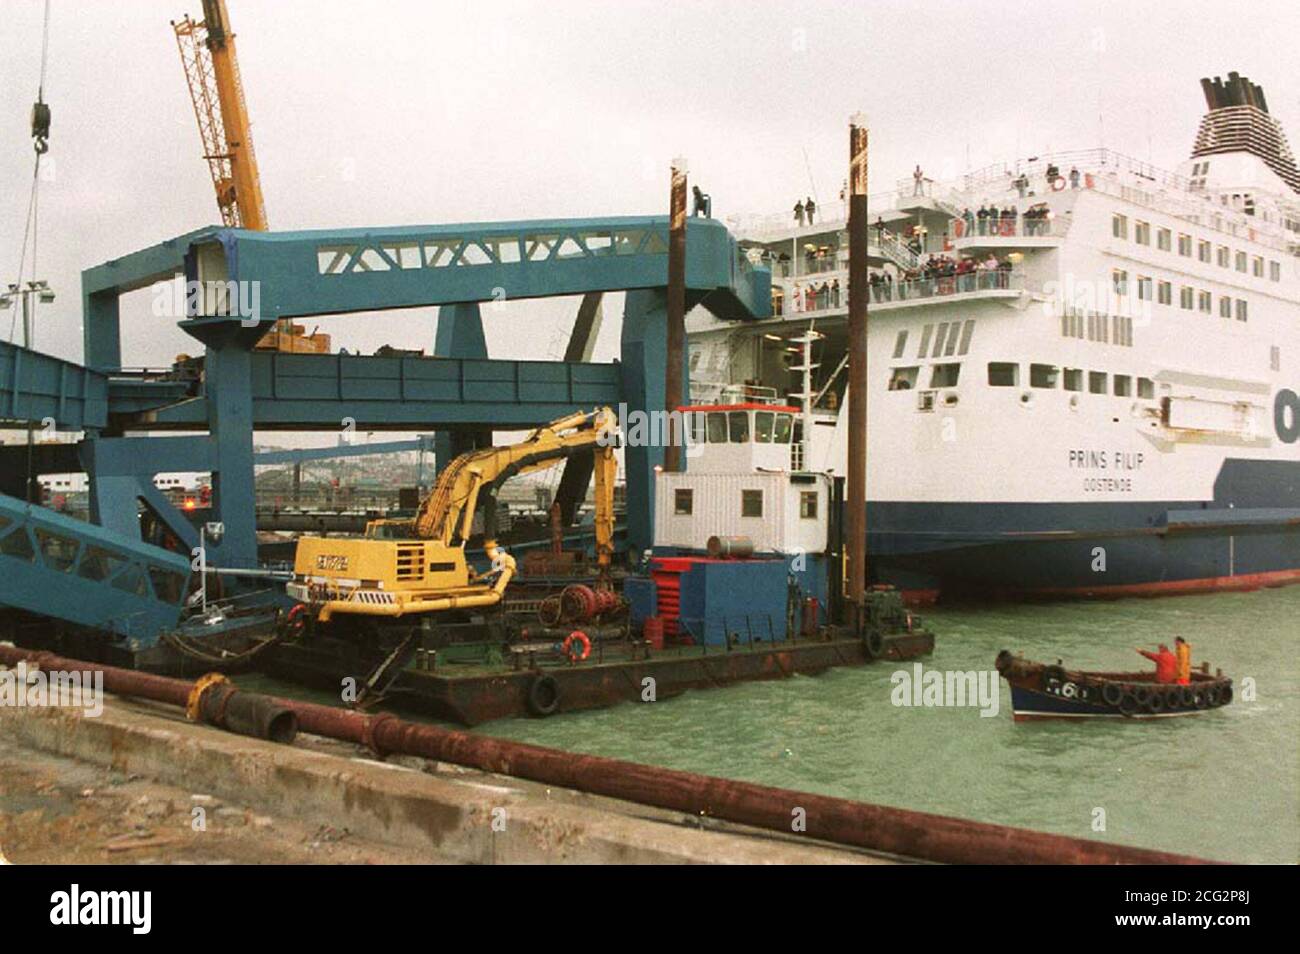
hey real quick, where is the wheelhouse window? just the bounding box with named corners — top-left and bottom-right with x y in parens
top-left (1197, 240), bottom-right (1211, 263)
top-left (754, 411), bottom-right (775, 443)
top-left (674, 489), bottom-right (693, 515)
top-left (728, 411), bottom-right (750, 443)
top-left (706, 412), bottom-right (727, 443)
top-left (1252, 256), bottom-right (1264, 277)
top-left (741, 489), bottom-right (763, 518)
top-left (1216, 246), bottom-right (1230, 268)
top-left (892, 330), bottom-right (908, 359)
top-left (1137, 276), bottom-right (1152, 301)
top-left (1180, 286), bottom-right (1194, 310)
top-left (1235, 251), bottom-right (1248, 273)
top-left (1157, 281), bottom-right (1172, 305)
top-left (988, 362), bottom-right (1019, 387)
top-left (1197, 290), bottom-right (1212, 314)
top-left (773, 413), bottom-right (794, 443)
top-left (1177, 233), bottom-right (1192, 256)
top-left (1134, 221), bottom-right (1150, 245)
top-left (1236, 299), bottom-right (1248, 322)
top-left (1219, 296), bottom-right (1233, 318)
top-left (1030, 364), bottom-right (1059, 388)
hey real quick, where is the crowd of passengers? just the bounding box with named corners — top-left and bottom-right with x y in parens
top-left (776, 252), bottom-right (1014, 314)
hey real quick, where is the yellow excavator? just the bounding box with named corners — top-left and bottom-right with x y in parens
top-left (287, 407), bottom-right (618, 626)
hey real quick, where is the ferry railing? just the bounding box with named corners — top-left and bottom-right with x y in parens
top-left (778, 267), bottom-right (1024, 315)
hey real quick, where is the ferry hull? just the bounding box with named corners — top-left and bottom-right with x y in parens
top-left (863, 460), bottom-right (1300, 602)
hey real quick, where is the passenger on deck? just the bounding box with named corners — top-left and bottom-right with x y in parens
top-left (1137, 644), bottom-right (1178, 684)
top-left (805, 196), bottom-right (817, 224)
top-left (913, 164), bottom-right (925, 195)
top-left (1175, 636), bottom-right (1192, 686)
top-left (794, 199), bottom-right (805, 226)
top-left (1069, 166), bottom-right (1081, 189)
top-left (692, 185), bottom-right (712, 218)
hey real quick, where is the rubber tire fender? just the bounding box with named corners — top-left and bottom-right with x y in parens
top-left (864, 628), bottom-right (885, 659)
top-left (1219, 684), bottom-right (1234, 706)
top-left (1118, 693), bottom-right (1140, 717)
top-left (1133, 685), bottom-right (1153, 706)
top-left (1146, 691), bottom-right (1165, 715)
top-left (1102, 683), bottom-right (1124, 707)
top-left (526, 673), bottom-right (561, 717)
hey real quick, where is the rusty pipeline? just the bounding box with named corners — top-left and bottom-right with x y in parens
top-left (0, 644), bottom-right (1214, 864)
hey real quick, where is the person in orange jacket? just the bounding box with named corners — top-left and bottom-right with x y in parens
top-left (1174, 636), bottom-right (1192, 685)
top-left (1136, 644), bottom-right (1178, 684)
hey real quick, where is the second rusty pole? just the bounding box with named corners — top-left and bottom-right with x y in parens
top-left (846, 116), bottom-right (870, 624)
top-left (664, 157), bottom-right (689, 473)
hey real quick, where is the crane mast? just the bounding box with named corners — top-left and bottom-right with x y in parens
top-left (172, 0), bottom-right (266, 230)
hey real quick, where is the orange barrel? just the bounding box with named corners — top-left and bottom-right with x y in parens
top-left (706, 535), bottom-right (754, 559)
top-left (643, 616), bottom-right (665, 651)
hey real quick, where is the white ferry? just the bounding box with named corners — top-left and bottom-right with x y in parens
top-left (689, 73), bottom-right (1300, 601)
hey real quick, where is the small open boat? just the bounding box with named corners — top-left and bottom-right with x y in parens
top-left (994, 650), bottom-right (1234, 722)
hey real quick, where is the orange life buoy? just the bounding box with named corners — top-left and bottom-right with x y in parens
top-left (562, 630), bottom-right (592, 663)
top-left (1051, 176), bottom-right (1066, 192)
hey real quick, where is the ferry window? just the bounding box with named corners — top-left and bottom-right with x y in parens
top-left (1216, 246), bottom-right (1229, 268)
top-left (674, 489), bottom-right (693, 516)
top-left (1252, 256), bottom-right (1264, 277)
top-left (773, 413), bottom-right (793, 443)
top-left (1112, 269), bottom-right (1128, 295)
top-left (741, 489), bottom-right (763, 518)
top-left (728, 411), bottom-right (750, 443)
top-left (1156, 228), bottom-right (1172, 251)
top-left (688, 412), bottom-right (705, 445)
top-left (1113, 375), bottom-right (1132, 397)
top-left (1271, 346), bottom-right (1281, 372)
top-left (1180, 286), bottom-right (1194, 310)
top-left (1030, 364), bottom-right (1059, 388)
top-left (754, 411), bottom-right (775, 443)
top-left (1157, 281), bottom-right (1172, 305)
top-left (1063, 368), bottom-right (1084, 392)
top-left (1177, 234), bottom-right (1192, 256)
top-left (1088, 371), bottom-right (1108, 394)
top-left (1137, 276), bottom-right (1152, 301)
top-left (932, 322), bottom-right (951, 358)
top-left (888, 366), bottom-right (919, 390)
top-left (1235, 251), bottom-right (1248, 273)
top-left (892, 330), bottom-right (908, 359)
top-left (1138, 377), bottom-right (1155, 399)
top-left (1111, 214), bottom-right (1127, 239)
top-left (1270, 261), bottom-right (1281, 281)
top-left (987, 362), bottom-right (1018, 387)
top-left (799, 491), bottom-right (818, 520)
top-left (1236, 299), bottom-right (1248, 322)
top-left (1197, 240), bottom-right (1211, 263)
top-left (917, 324), bottom-right (933, 358)
top-left (706, 412), bottom-right (727, 443)
top-left (1219, 296), bottom-right (1233, 318)
top-left (1197, 290), bottom-right (1212, 314)
top-left (930, 363), bottom-right (961, 388)
top-left (1135, 221), bottom-right (1150, 245)
top-left (957, 319), bottom-right (976, 355)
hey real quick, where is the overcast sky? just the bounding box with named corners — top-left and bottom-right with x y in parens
top-left (2, 0), bottom-right (1296, 376)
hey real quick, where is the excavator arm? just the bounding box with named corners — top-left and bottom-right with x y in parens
top-left (409, 406), bottom-right (618, 571)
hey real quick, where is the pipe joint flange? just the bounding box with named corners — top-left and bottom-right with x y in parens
top-left (362, 712), bottom-right (399, 756)
top-left (186, 672), bottom-right (230, 722)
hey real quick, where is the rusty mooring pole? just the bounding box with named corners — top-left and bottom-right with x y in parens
top-left (663, 157), bottom-right (688, 473)
top-left (846, 115), bottom-right (870, 623)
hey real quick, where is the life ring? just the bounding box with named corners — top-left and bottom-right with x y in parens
top-left (526, 673), bottom-right (561, 716)
top-left (1164, 686), bottom-right (1183, 710)
top-left (1102, 683), bottom-right (1124, 707)
top-left (1050, 176), bottom-right (1066, 192)
top-left (562, 630), bottom-right (592, 663)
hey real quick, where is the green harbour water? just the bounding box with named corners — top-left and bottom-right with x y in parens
top-left (478, 586), bottom-right (1300, 863)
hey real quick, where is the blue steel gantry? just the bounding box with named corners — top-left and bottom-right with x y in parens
top-left (0, 213), bottom-right (768, 646)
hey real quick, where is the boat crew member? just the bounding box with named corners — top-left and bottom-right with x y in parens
top-left (1175, 636), bottom-right (1192, 686)
top-left (1136, 644), bottom-right (1178, 684)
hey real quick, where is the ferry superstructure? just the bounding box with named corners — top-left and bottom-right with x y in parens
top-left (687, 73), bottom-right (1300, 600)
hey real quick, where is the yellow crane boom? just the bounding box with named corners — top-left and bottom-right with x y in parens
top-left (172, 0), bottom-right (266, 230)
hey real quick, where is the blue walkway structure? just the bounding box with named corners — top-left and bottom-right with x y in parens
top-left (1, 214), bottom-right (767, 642)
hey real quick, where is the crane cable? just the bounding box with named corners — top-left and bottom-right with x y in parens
top-left (7, 0), bottom-right (53, 345)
